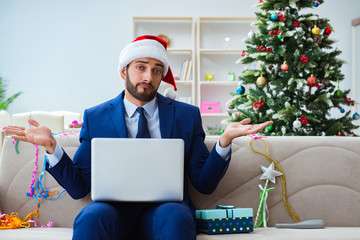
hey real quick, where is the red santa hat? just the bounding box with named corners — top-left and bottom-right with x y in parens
top-left (118, 35), bottom-right (177, 91)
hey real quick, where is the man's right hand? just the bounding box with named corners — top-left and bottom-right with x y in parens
top-left (3, 118), bottom-right (57, 154)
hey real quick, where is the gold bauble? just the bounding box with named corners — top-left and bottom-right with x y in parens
top-left (312, 26), bottom-right (320, 35)
top-left (256, 75), bottom-right (267, 87)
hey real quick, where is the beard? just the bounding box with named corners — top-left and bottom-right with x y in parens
top-left (125, 71), bottom-right (159, 102)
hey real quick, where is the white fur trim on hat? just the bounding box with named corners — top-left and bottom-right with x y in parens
top-left (118, 39), bottom-right (169, 76)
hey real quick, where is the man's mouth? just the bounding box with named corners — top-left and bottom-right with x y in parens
top-left (138, 83), bottom-right (153, 89)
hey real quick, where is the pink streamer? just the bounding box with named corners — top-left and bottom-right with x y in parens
top-left (247, 134), bottom-right (267, 139)
top-left (28, 144), bottom-right (39, 197)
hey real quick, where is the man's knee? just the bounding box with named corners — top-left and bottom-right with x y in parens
top-left (73, 202), bottom-right (129, 240)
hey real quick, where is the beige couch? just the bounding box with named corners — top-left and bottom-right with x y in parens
top-left (0, 135), bottom-right (359, 239)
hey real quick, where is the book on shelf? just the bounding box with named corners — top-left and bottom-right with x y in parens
top-left (184, 60), bottom-right (192, 81)
top-left (179, 60), bottom-right (192, 81)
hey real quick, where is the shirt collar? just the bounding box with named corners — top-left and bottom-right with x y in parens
top-left (123, 95), bottom-right (158, 118)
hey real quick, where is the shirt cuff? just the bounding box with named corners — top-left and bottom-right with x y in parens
top-left (45, 143), bottom-right (64, 168)
top-left (215, 139), bottom-right (231, 161)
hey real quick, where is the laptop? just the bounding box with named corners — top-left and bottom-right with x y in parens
top-left (91, 138), bottom-right (184, 202)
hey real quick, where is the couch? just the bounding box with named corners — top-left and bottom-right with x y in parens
top-left (0, 135), bottom-right (359, 239)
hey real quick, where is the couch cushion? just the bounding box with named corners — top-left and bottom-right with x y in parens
top-left (190, 136), bottom-right (360, 227)
top-left (0, 135), bottom-right (92, 228)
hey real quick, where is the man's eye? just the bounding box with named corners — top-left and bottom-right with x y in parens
top-left (154, 69), bottom-right (162, 75)
top-left (137, 66), bottom-right (144, 70)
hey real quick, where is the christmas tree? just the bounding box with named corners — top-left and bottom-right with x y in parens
top-left (225, 0), bottom-right (359, 136)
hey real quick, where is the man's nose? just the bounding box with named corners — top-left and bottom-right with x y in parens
top-left (143, 69), bottom-right (153, 82)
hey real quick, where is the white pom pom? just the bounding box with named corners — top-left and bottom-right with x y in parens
top-left (164, 88), bottom-right (178, 100)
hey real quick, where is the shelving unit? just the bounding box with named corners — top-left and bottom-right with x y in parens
top-left (132, 17), bottom-right (195, 105)
top-left (196, 17), bottom-right (256, 133)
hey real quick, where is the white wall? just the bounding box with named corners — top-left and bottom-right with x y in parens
top-left (0, 0), bottom-right (359, 116)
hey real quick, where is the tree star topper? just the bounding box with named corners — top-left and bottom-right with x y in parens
top-left (260, 162), bottom-right (283, 184)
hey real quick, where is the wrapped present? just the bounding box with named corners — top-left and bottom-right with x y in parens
top-left (196, 205), bottom-right (253, 235)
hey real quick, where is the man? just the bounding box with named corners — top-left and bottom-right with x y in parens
top-left (3, 35), bottom-right (273, 239)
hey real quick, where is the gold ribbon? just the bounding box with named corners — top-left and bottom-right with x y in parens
top-left (249, 137), bottom-right (300, 223)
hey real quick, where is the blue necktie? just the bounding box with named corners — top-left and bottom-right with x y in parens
top-left (136, 107), bottom-right (151, 138)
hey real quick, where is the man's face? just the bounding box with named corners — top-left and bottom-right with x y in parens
top-left (122, 57), bottom-right (164, 105)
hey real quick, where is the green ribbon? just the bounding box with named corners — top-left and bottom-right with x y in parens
top-left (255, 185), bottom-right (275, 228)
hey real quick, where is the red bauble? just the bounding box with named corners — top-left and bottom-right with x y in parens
top-left (307, 75), bottom-right (318, 86)
top-left (325, 27), bottom-right (332, 35)
top-left (281, 62), bottom-right (289, 71)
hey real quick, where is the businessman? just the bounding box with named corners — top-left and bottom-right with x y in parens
top-left (4, 35), bottom-right (273, 239)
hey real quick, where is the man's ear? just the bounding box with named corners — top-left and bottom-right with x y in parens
top-left (120, 67), bottom-right (127, 80)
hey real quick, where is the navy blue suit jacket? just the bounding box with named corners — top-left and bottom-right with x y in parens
top-left (47, 91), bottom-right (230, 210)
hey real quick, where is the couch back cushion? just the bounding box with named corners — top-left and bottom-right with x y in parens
top-left (189, 136), bottom-right (360, 227)
top-left (0, 135), bottom-right (91, 228)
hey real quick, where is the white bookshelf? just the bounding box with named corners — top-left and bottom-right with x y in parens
top-left (196, 17), bottom-right (256, 133)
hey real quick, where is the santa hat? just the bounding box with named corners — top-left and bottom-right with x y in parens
top-left (118, 35), bottom-right (177, 91)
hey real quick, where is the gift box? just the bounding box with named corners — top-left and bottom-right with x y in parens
top-left (196, 206), bottom-right (253, 235)
top-left (201, 102), bottom-right (220, 114)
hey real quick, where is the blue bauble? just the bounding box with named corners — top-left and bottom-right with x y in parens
top-left (236, 85), bottom-right (245, 95)
top-left (314, 1), bottom-right (319, 7)
top-left (270, 13), bottom-right (278, 21)
top-left (340, 109), bottom-right (345, 113)
top-left (353, 113), bottom-right (360, 120)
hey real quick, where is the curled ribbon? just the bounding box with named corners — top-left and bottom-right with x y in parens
top-left (5, 143), bottom-right (66, 230)
top-left (255, 185), bottom-right (275, 228)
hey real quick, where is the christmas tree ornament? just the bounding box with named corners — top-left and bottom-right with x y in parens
top-left (253, 100), bottom-right (265, 109)
top-left (325, 27), bottom-right (332, 35)
top-left (299, 55), bottom-right (309, 63)
top-left (281, 61), bottom-right (289, 71)
top-left (340, 109), bottom-right (345, 113)
top-left (344, 95), bottom-right (355, 105)
top-left (267, 125), bottom-right (274, 132)
top-left (334, 78), bottom-right (343, 98)
top-left (307, 74), bottom-right (318, 86)
top-left (236, 85), bottom-right (245, 95)
top-left (293, 119), bottom-right (302, 128)
top-left (334, 89), bottom-right (344, 98)
top-left (254, 162), bottom-right (283, 228)
top-left (312, 25), bottom-right (320, 35)
top-left (205, 73), bottom-right (214, 81)
top-left (248, 29), bottom-right (255, 38)
top-left (314, 36), bottom-right (322, 44)
top-left (278, 14), bottom-right (286, 21)
top-left (353, 113), bottom-right (360, 120)
top-left (314, 0), bottom-right (319, 7)
top-left (312, 21), bottom-right (320, 35)
top-left (257, 75), bottom-right (267, 87)
top-left (270, 13), bottom-right (278, 21)
top-left (300, 116), bottom-right (309, 125)
top-left (228, 104), bottom-right (234, 110)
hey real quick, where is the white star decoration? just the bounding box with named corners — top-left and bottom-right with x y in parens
top-left (260, 162), bottom-right (283, 184)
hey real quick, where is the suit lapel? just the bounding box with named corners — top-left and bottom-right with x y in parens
top-left (158, 94), bottom-right (174, 138)
top-left (107, 91), bottom-right (128, 138)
